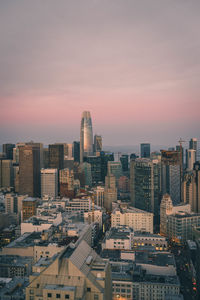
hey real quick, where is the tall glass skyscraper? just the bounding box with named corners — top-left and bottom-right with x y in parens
top-left (80, 111), bottom-right (93, 162)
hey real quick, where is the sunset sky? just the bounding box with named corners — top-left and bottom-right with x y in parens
top-left (0, 0), bottom-right (200, 146)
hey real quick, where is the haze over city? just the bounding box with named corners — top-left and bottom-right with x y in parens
top-left (0, 0), bottom-right (200, 146)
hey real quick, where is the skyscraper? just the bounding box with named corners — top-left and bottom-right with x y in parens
top-left (130, 158), bottom-right (161, 220)
top-left (80, 111), bottom-right (93, 162)
top-left (161, 150), bottom-right (181, 204)
top-left (189, 138), bottom-right (198, 161)
top-left (19, 145), bottom-right (40, 197)
top-left (104, 172), bottom-right (117, 212)
top-left (48, 144), bottom-right (64, 170)
top-left (2, 144), bottom-right (15, 160)
top-left (73, 141), bottom-right (80, 162)
top-left (140, 143), bottom-right (151, 158)
top-left (186, 149), bottom-right (196, 170)
top-left (94, 134), bottom-right (102, 154)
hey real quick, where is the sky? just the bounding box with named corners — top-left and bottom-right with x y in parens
top-left (0, 0), bottom-right (200, 147)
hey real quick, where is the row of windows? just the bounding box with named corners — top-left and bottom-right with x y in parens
top-left (47, 293), bottom-right (69, 299)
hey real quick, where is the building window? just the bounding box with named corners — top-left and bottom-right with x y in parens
top-left (47, 293), bottom-right (52, 298)
top-left (56, 294), bottom-right (61, 299)
top-left (94, 295), bottom-right (99, 300)
top-left (87, 287), bottom-right (91, 292)
top-left (65, 295), bottom-right (70, 299)
top-left (29, 290), bottom-right (34, 294)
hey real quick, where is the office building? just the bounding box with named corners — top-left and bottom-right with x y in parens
top-left (189, 138), bottom-right (198, 160)
top-left (94, 134), bottom-right (102, 154)
top-left (167, 212), bottom-right (200, 243)
top-left (183, 161), bottom-right (200, 213)
top-left (141, 143), bottom-right (150, 158)
top-left (59, 168), bottom-right (74, 198)
top-left (130, 158), bottom-right (161, 219)
top-left (94, 186), bottom-right (105, 207)
top-left (160, 194), bottom-right (191, 236)
top-left (186, 149), bottom-right (196, 170)
top-left (161, 150), bottom-right (181, 204)
top-left (104, 173), bottom-right (117, 212)
top-left (19, 145), bottom-right (40, 197)
top-left (73, 141), bottom-right (80, 162)
top-left (2, 143), bottom-right (15, 160)
top-left (107, 161), bottom-right (123, 181)
top-left (41, 169), bottom-right (58, 198)
top-left (22, 197), bottom-right (37, 221)
top-left (0, 159), bottom-right (13, 188)
top-left (84, 155), bottom-right (102, 185)
top-left (78, 162), bottom-right (92, 187)
top-left (43, 148), bottom-right (49, 168)
top-left (48, 144), bottom-right (64, 170)
top-left (100, 151), bottom-right (114, 182)
top-left (111, 205), bottom-right (153, 233)
top-left (120, 154), bottom-right (129, 172)
top-left (80, 111), bottom-right (93, 162)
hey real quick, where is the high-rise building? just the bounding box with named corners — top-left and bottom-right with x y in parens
top-left (48, 144), bottom-right (64, 170)
top-left (120, 154), bottom-right (129, 172)
top-left (84, 155), bottom-right (102, 185)
top-left (189, 138), bottom-right (198, 161)
top-left (108, 161), bottom-right (123, 182)
top-left (2, 144), bottom-right (15, 160)
top-left (41, 169), bottom-right (58, 198)
top-left (19, 145), bottom-right (40, 197)
top-left (78, 162), bottom-right (92, 187)
top-left (94, 186), bottom-right (105, 207)
top-left (161, 150), bottom-right (181, 204)
top-left (94, 134), bottom-right (102, 154)
top-left (73, 141), bottom-right (80, 162)
top-left (183, 162), bottom-right (200, 212)
top-left (80, 111), bottom-right (93, 162)
top-left (104, 173), bottom-right (117, 212)
top-left (100, 151), bottom-right (114, 182)
top-left (140, 143), bottom-right (150, 158)
top-left (59, 168), bottom-right (74, 198)
top-left (0, 159), bottom-right (13, 188)
top-left (43, 148), bottom-right (49, 168)
top-left (130, 158), bottom-right (161, 220)
top-left (186, 149), bottom-right (196, 170)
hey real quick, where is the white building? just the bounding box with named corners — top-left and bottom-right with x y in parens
top-left (111, 206), bottom-right (153, 233)
top-left (41, 168), bottom-right (58, 198)
top-left (102, 227), bottom-right (134, 251)
top-left (160, 194), bottom-right (191, 236)
top-left (94, 186), bottom-right (104, 207)
top-left (84, 209), bottom-right (103, 228)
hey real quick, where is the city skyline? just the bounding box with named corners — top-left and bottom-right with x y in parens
top-left (0, 0), bottom-right (200, 145)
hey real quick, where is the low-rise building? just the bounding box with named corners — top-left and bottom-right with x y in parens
top-left (111, 205), bottom-right (153, 233)
top-left (26, 240), bottom-right (112, 300)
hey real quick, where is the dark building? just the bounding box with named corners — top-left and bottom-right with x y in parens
top-left (130, 158), bottom-right (161, 222)
top-left (48, 144), bottom-right (64, 170)
top-left (73, 141), bottom-right (80, 163)
top-left (130, 153), bottom-right (138, 161)
top-left (83, 155), bottom-right (102, 185)
top-left (3, 144), bottom-right (15, 160)
top-left (19, 145), bottom-right (40, 197)
top-left (141, 143), bottom-right (150, 158)
top-left (161, 150), bottom-right (181, 204)
top-left (100, 151), bottom-right (114, 182)
top-left (120, 154), bottom-right (129, 172)
top-left (94, 135), bottom-right (102, 153)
